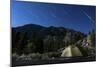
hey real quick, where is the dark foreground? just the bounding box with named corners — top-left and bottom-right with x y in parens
top-left (11, 56), bottom-right (96, 67)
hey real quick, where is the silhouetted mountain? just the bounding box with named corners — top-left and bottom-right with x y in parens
top-left (13, 24), bottom-right (45, 32)
top-left (12, 24), bottom-right (86, 54)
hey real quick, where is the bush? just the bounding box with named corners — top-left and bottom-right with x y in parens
top-left (27, 53), bottom-right (42, 60)
top-left (12, 53), bottom-right (19, 60)
top-left (15, 54), bottom-right (33, 61)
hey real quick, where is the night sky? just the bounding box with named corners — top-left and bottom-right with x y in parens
top-left (12, 1), bottom-right (96, 34)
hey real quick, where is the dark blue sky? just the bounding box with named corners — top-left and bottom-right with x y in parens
top-left (12, 1), bottom-right (96, 34)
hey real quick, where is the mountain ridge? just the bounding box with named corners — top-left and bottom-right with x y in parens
top-left (12, 23), bottom-right (86, 54)
top-left (12, 24), bottom-right (86, 35)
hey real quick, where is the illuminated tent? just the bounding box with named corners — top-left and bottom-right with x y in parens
top-left (61, 45), bottom-right (82, 57)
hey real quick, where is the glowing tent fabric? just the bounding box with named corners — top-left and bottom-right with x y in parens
top-left (61, 45), bottom-right (82, 57)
